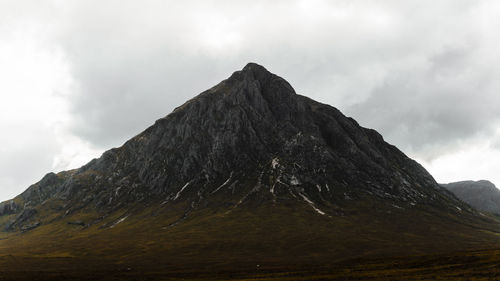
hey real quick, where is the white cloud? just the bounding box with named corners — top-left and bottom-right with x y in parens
top-left (0, 1), bottom-right (102, 200)
top-left (419, 136), bottom-right (500, 185)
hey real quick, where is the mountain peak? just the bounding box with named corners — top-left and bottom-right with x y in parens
top-left (1, 63), bottom-right (472, 235)
top-left (226, 63), bottom-right (290, 91)
top-left (444, 180), bottom-right (496, 189)
top-left (476, 180), bottom-right (496, 187)
top-left (241, 62), bottom-right (270, 74)
top-left (220, 63), bottom-right (297, 113)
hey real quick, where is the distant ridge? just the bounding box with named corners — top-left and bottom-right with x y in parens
top-left (442, 180), bottom-right (500, 215)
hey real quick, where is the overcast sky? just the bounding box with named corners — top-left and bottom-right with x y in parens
top-left (1, 0), bottom-right (500, 201)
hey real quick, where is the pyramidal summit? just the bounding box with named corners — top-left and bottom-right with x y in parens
top-left (1, 63), bottom-right (500, 280)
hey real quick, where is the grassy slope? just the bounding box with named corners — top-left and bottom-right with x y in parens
top-left (1, 197), bottom-right (500, 280)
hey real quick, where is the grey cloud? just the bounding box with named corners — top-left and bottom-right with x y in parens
top-left (346, 43), bottom-right (500, 160)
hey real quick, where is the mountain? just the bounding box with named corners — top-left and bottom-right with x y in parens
top-left (0, 63), bottom-right (499, 280)
top-left (442, 180), bottom-right (500, 215)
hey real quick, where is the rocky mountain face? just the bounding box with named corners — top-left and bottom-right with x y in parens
top-left (0, 63), bottom-right (474, 232)
top-left (2, 63), bottom-right (500, 279)
top-left (442, 180), bottom-right (500, 215)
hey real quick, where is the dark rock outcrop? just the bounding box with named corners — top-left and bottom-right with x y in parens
top-left (0, 200), bottom-right (17, 216)
top-left (67, 220), bottom-right (85, 226)
top-left (20, 221), bottom-right (40, 232)
top-left (4, 208), bottom-right (38, 231)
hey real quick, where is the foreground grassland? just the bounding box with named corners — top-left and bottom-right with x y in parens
top-left (1, 200), bottom-right (500, 280)
top-left (1, 249), bottom-right (500, 280)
